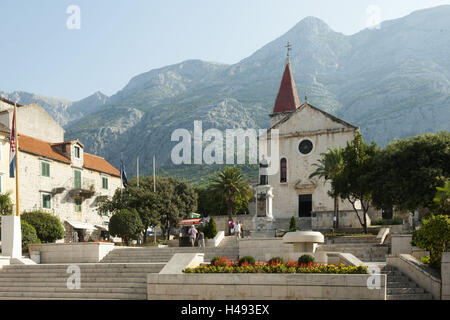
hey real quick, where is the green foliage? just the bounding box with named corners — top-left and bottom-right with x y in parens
top-left (309, 147), bottom-right (344, 194)
top-left (288, 216), bottom-right (297, 232)
top-left (21, 220), bottom-right (40, 251)
top-left (108, 209), bottom-right (144, 245)
top-left (0, 192), bottom-right (13, 216)
top-left (21, 211), bottom-right (65, 243)
top-left (204, 217), bottom-right (217, 239)
top-left (420, 255), bottom-right (431, 266)
top-left (433, 179), bottom-right (450, 215)
top-left (238, 256), bottom-right (256, 266)
top-left (210, 167), bottom-right (253, 219)
top-left (298, 254), bottom-right (315, 265)
top-left (412, 215), bottom-right (450, 269)
top-left (99, 175), bottom-right (197, 241)
top-left (268, 257), bottom-right (284, 265)
top-left (370, 131), bottom-right (450, 212)
top-left (333, 133), bottom-right (379, 233)
top-left (372, 216), bottom-right (403, 226)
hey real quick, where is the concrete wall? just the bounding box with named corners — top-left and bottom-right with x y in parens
top-left (147, 273), bottom-right (386, 300)
top-left (442, 252), bottom-right (450, 300)
top-left (391, 234), bottom-right (412, 256)
top-left (386, 254), bottom-right (441, 300)
top-left (28, 242), bottom-right (115, 263)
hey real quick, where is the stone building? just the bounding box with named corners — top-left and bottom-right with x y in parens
top-left (0, 97), bottom-right (121, 242)
top-left (260, 59), bottom-right (369, 231)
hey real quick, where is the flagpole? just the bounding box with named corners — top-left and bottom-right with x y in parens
top-left (153, 154), bottom-right (156, 193)
top-left (137, 156), bottom-right (139, 188)
top-left (14, 103), bottom-right (20, 217)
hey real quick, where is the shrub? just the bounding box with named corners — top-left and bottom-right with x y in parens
top-left (21, 220), bottom-right (40, 251)
top-left (238, 256), bottom-right (255, 266)
top-left (391, 216), bottom-right (403, 225)
top-left (109, 209), bottom-right (144, 245)
top-left (205, 217), bottom-right (217, 239)
top-left (289, 216), bottom-right (297, 232)
top-left (21, 211), bottom-right (65, 243)
top-left (268, 257), bottom-right (284, 265)
top-left (0, 192), bottom-right (13, 215)
top-left (298, 254), bottom-right (315, 265)
top-left (210, 256), bottom-right (232, 267)
top-left (420, 256), bottom-right (431, 266)
top-left (412, 214), bottom-right (450, 269)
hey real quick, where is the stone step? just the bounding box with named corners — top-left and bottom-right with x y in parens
top-left (387, 287), bottom-right (425, 295)
top-left (0, 277), bottom-right (145, 283)
top-left (387, 281), bottom-right (417, 288)
top-left (386, 275), bottom-right (411, 282)
top-left (0, 291), bottom-right (146, 300)
top-left (0, 272), bottom-right (156, 278)
top-left (0, 286), bottom-right (147, 294)
top-left (3, 264), bottom-right (164, 271)
top-left (0, 280), bottom-right (147, 288)
top-left (387, 293), bottom-right (433, 300)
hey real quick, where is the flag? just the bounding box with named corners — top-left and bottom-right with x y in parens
top-left (120, 160), bottom-right (128, 187)
top-left (9, 108), bottom-right (16, 178)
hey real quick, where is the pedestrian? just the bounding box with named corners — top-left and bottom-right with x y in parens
top-left (234, 220), bottom-right (241, 239)
top-left (239, 220), bottom-right (244, 238)
top-left (198, 230), bottom-right (205, 247)
top-left (188, 225), bottom-right (198, 247)
top-left (229, 219), bottom-right (235, 236)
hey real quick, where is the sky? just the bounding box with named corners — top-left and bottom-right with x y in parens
top-left (0, 0), bottom-right (448, 101)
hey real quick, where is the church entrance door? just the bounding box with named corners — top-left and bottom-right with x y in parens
top-left (298, 194), bottom-right (312, 217)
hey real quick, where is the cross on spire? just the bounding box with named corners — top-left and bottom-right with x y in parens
top-left (285, 41), bottom-right (292, 58)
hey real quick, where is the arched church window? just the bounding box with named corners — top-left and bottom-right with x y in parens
top-left (280, 158), bottom-right (287, 183)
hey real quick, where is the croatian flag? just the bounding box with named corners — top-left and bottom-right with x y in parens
top-left (9, 108), bottom-right (16, 178)
top-left (120, 160), bottom-right (128, 187)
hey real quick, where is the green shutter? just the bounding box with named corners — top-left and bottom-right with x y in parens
top-left (102, 177), bottom-right (108, 189)
top-left (42, 194), bottom-right (51, 209)
top-left (42, 162), bottom-right (50, 177)
top-left (74, 170), bottom-right (81, 189)
top-left (75, 198), bottom-right (82, 212)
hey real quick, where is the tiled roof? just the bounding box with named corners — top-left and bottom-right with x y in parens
top-left (19, 134), bottom-right (71, 163)
top-left (272, 59), bottom-right (300, 114)
top-left (18, 134), bottom-right (120, 177)
top-left (84, 153), bottom-right (120, 177)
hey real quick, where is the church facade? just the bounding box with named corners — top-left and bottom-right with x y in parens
top-left (262, 58), bottom-right (367, 231)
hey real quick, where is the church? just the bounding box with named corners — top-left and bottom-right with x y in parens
top-left (259, 55), bottom-right (368, 231)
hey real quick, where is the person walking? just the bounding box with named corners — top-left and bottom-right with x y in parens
top-left (188, 225), bottom-right (198, 247)
top-left (198, 230), bottom-right (205, 247)
top-left (234, 220), bottom-right (241, 240)
top-left (239, 220), bottom-right (244, 239)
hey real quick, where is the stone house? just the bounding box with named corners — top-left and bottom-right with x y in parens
top-left (260, 59), bottom-right (370, 231)
top-left (0, 97), bottom-right (121, 242)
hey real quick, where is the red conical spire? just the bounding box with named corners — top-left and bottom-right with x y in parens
top-left (272, 59), bottom-right (300, 114)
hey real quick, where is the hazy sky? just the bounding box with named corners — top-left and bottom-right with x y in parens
top-left (0, 0), bottom-right (448, 100)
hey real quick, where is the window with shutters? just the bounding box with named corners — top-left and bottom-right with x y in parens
top-left (74, 170), bottom-right (81, 189)
top-left (280, 158), bottom-right (287, 183)
top-left (41, 161), bottom-right (50, 177)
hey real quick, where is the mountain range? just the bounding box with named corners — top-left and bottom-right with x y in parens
top-left (1, 5), bottom-right (449, 182)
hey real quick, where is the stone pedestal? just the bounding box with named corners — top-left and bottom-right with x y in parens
top-left (1, 215), bottom-right (22, 258)
top-left (251, 184), bottom-right (275, 238)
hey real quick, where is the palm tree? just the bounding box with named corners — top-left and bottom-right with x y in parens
top-left (309, 147), bottom-right (344, 228)
top-left (0, 192), bottom-right (13, 216)
top-left (210, 167), bottom-right (252, 224)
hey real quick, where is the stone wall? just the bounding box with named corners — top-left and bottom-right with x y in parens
top-left (28, 242), bottom-right (115, 263)
top-left (442, 252), bottom-right (450, 300)
top-left (391, 234), bottom-right (412, 256)
top-left (147, 273), bottom-right (386, 300)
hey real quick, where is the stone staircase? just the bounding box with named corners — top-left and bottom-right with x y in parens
top-left (382, 265), bottom-right (433, 300)
top-left (0, 263), bottom-right (164, 300)
top-left (101, 241), bottom-right (239, 264)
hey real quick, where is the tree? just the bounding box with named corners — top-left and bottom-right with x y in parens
top-left (21, 211), bottom-right (65, 243)
top-left (370, 131), bottom-right (450, 212)
top-left (333, 133), bottom-right (379, 233)
top-left (309, 147), bottom-right (344, 228)
top-left (108, 209), bottom-right (144, 245)
top-left (0, 192), bottom-right (13, 215)
top-left (21, 220), bottom-right (40, 251)
top-left (412, 215), bottom-right (450, 269)
top-left (289, 216), bottom-right (297, 232)
top-left (210, 167), bottom-right (252, 221)
top-left (433, 179), bottom-right (450, 215)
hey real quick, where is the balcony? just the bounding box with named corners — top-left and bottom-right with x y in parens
top-left (68, 177), bottom-right (96, 199)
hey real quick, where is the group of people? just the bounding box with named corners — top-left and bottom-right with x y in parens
top-left (187, 225), bottom-right (205, 247)
top-left (229, 219), bottom-right (244, 239)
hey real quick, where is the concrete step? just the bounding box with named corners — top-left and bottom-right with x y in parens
top-left (387, 293), bottom-right (433, 300)
top-left (0, 272), bottom-right (156, 278)
top-left (0, 291), bottom-right (146, 300)
top-left (387, 287), bottom-right (425, 295)
top-left (0, 277), bottom-right (145, 283)
top-left (387, 281), bottom-right (417, 288)
top-left (0, 286), bottom-right (147, 294)
top-left (0, 280), bottom-right (147, 288)
top-left (386, 275), bottom-right (411, 282)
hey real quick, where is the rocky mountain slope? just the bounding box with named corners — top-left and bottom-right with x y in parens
top-left (3, 6), bottom-right (449, 181)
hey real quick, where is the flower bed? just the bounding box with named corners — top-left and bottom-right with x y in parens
top-left (183, 256), bottom-right (368, 274)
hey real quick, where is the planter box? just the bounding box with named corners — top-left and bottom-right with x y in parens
top-left (147, 273), bottom-right (386, 300)
top-left (28, 242), bottom-right (115, 264)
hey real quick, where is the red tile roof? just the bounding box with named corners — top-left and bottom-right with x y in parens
top-left (19, 134), bottom-right (70, 164)
top-left (84, 153), bottom-right (120, 177)
top-left (272, 60), bottom-right (300, 114)
top-left (18, 134), bottom-right (120, 177)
